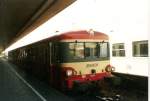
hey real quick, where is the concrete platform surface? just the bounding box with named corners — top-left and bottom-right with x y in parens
top-left (0, 58), bottom-right (73, 101)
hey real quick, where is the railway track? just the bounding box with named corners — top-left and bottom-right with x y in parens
top-left (65, 81), bottom-right (122, 101)
top-left (66, 76), bottom-right (148, 101)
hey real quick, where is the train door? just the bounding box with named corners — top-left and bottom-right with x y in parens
top-left (49, 42), bottom-right (53, 84)
top-left (43, 44), bottom-right (50, 82)
top-left (49, 42), bottom-right (61, 88)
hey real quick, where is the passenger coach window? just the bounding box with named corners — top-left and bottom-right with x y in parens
top-left (133, 40), bottom-right (148, 57)
top-left (112, 43), bottom-right (125, 57)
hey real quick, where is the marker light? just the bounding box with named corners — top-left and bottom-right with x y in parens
top-left (66, 70), bottom-right (73, 76)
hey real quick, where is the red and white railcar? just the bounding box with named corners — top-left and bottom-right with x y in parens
top-left (9, 30), bottom-right (114, 90)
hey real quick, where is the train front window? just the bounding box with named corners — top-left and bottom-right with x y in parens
top-left (100, 43), bottom-right (108, 58)
top-left (85, 43), bottom-right (99, 58)
top-left (69, 43), bottom-right (84, 59)
top-left (59, 42), bottom-right (109, 62)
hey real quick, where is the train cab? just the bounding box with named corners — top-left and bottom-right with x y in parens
top-left (49, 30), bottom-right (115, 89)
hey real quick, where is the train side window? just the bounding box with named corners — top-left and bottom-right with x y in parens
top-left (112, 43), bottom-right (125, 57)
top-left (132, 40), bottom-right (148, 57)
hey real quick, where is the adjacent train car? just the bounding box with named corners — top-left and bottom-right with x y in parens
top-left (8, 30), bottom-right (115, 90)
top-left (109, 32), bottom-right (149, 88)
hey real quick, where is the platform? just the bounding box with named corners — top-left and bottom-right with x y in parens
top-left (0, 58), bottom-right (73, 101)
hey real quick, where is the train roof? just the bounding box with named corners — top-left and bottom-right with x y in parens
top-left (49, 30), bottom-right (108, 41)
top-left (9, 30), bottom-right (108, 51)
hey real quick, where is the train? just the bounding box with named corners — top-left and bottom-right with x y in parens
top-left (8, 30), bottom-right (115, 90)
top-left (109, 31), bottom-right (149, 89)
top-left (109, 32), bottom-right (149, 77)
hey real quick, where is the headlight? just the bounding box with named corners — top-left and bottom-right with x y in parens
top-left (66, 70), bottom-right (73, 76)
top-left (111, 66), bottom-right (115, 72)
top-left (105, 64), bottom-right (115, 72)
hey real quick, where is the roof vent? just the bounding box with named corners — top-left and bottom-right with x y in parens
top-left (88, 29), bottom-right (95, 36)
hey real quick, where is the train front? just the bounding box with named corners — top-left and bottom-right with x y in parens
top-left (58, 30), bottom-right (115, 89)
